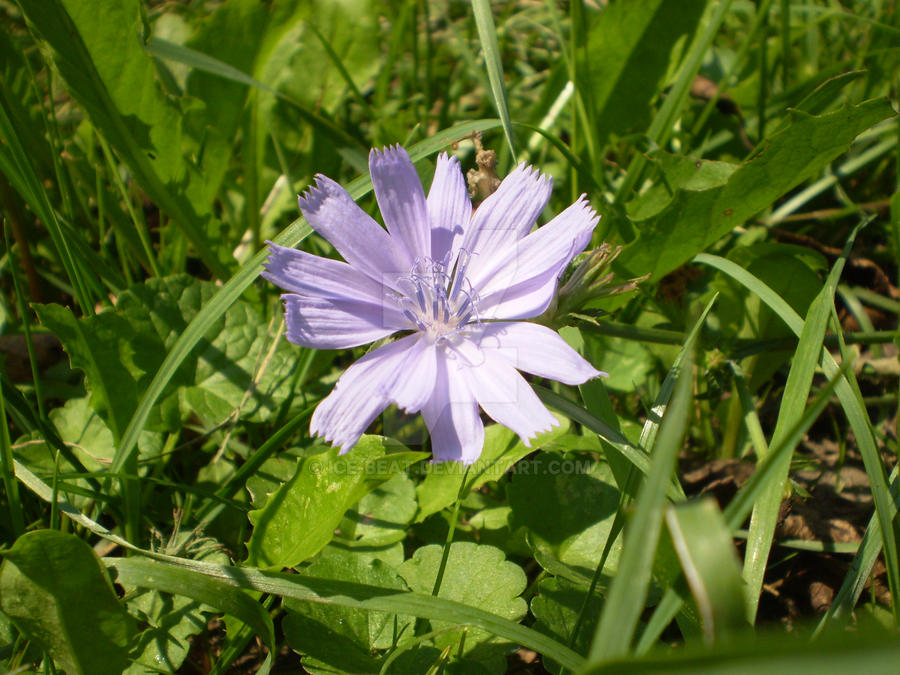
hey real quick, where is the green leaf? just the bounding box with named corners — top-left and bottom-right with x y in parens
top-left (414, 414), bottom-right (570, 523)
top-left (508, 453), bottom-right (621, 577)
top-left (15, 396), bottom-right (160, 508)
top-left (125, 591), bottom-right (208, 674)
top-left (112, 552), bottom-right (275, 675)
top-left (583, 0), bottom-right (707, 140)
top-left (713, 242), bottom-right (827, 387)
top-left (247, 437), bottom-right (427, 568)
top-left (582, 335), bottom-right (655, 393)
top-left (664, 499), bottom-right (748, 643)
top-left (398, 542), bottom-right (527, 667)
top-left (345, 472), bottom-right (418, 547)
top-left (0, 530), bottom-right (137, 674)
top-left (616, 99), bottom-right (896, 281)
top-left (282, 547), bottom-right (415, 673)
top-left (33, 303), bottom-right (155, 442)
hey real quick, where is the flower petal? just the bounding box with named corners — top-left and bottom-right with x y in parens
top-left (388, 336), bottom-right (437, 413)
top-left (311, 335), bottom-right (420, 451)
top-left (282, 294), bottom-right (408, 350)
top-left (370, 146), bottom-right (430, 261)
top-left (299, 174), bottom-right (412, 287)
top-left (262, 242), bottom-right (387, 305)
top-left (455, 339), bottom-right (558, 446)
top-left (427, 153), bottom-right (471, 265)
top-left (461, 163), bottom-right (553, 288)
top-left (475, 196), bottom-right (599, 319)
top-left (423, 350), bottom-right (484, 464)
top-left (467, 321), bottom-right (604, 384)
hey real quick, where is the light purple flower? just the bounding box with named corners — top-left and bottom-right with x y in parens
top-left (263, 145), bottom-right (604, 464)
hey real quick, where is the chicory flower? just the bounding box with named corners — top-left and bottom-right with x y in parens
top-left (263, 145), bottom-right (604, 463)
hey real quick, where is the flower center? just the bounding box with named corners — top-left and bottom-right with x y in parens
top-left (397, 253), bottom-right (478, 342)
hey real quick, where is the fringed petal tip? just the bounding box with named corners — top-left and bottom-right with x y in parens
top-left (508, 161), bottom-right (554, 194)
top-left (519, 414), bottom-right (560, 448)
top-left (435, 151), bottom-right (458, 166)
top-left (573, 194), bottom-right (602, 227)
top-left (260, 240), bottom-right (295, 279)
top-left (297, 174), bottom-right (331, 213)
top-left (369, 144), bottom-right (412, 164)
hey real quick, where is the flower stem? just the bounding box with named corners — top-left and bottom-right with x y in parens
top-left (431, 465), bottom-right (471, 597)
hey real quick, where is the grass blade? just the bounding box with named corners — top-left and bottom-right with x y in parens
top-left (588, 347), bottom-right (694, 661)
top-left (665, 499), bottom-right (748, 643)
top-left (471, 0), bottom-right (517, 160)
top-left (696, 251), bottom-right (900, 621)
top-left (0, 77), bottom-right (95, 313)
top-left (741, 223), bottom-right (863, 620)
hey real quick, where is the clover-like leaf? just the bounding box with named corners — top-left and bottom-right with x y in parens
top-left (398, 542), bottom-right (527, 670)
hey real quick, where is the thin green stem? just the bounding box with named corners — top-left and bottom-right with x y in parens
top-left (4, 223), bottom-right (46, 420)
top-left (431, 465), bottom-right (471, 597)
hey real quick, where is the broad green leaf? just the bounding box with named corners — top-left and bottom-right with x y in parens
top-left (616, 99), bottom-right (895, 281)
top-left (36, 275), bottom-right (295, 438)
top-left (583, 335), bottom-right (655, 393)
top-left (0, 530), bottom-right (137, 675)
top-left (713, 243), bottom-right (827, 343)
top-left (125, 591), bottom-right (208, 674)
top-left (33, 303), bottom-right (158, 442)
top-left (414, 414), bottom-right (570, 523)
top-left (15, 397), bottom-right (160, 507)
top-left (111, 552), bottom-right (275, 675)
top-left (247, 437), bottom-right (426, 568)
top-left (532, 576), bottom-right (604, 674)
top-left (282, 547), bottom-right (415, 673)
top-left (508, 453), bottom-right (621, 577)
top-left (344, 472), bottom-right (418, 547)
top-left (398, 542), bottom-right (527, 668)
top-left (625, 153), bottom-right (737, 222)
top-left (664, 499), bottom-right (748, 643)
top-left (583, 0), bottom-right (707, 140)
top-left (245, 450), bottom-right (306, 510)
top-left (18, 0), bottom-right (227, 275)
